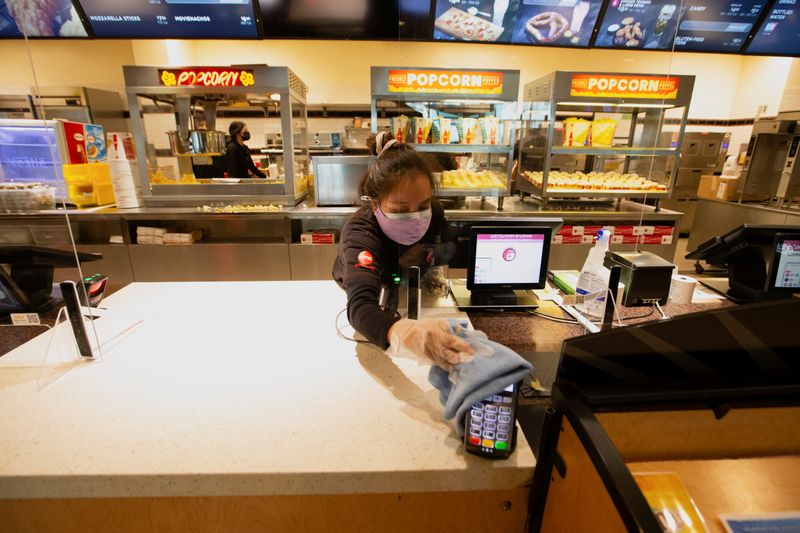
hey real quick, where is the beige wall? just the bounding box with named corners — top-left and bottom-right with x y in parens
top-left (730, 56), bottom-right (794, 119)
top-left (0, 40), bottom-right (135, 95)
top-left (1, 39), bottom-right (797, 121)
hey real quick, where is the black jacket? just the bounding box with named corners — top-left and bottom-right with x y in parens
top-left (332, 202), bottom-right (451, 349)
top-left (224, 141), bottom-right (265, 179)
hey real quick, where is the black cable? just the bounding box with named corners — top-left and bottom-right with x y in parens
top-left (525, 309), bottom-right (579, 324)
top-left (622, 307), bottom-right (656, 321)
top-left (335, 308), bottom-right (375, 345)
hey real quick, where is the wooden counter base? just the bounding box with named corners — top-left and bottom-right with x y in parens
top-left (0, 488), bottom-right (530, 533)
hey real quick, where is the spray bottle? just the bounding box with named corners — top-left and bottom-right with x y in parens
top-left (575, 229), bottom-right (612, 319)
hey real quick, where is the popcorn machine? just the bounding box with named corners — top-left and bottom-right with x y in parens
top-left (124, 65), bottom-right (310, 207)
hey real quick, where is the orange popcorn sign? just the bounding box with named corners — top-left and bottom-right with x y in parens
top-left (388, 70), bottom-right (503, 95)
top-left (570, 74), bottom-right (680, 100)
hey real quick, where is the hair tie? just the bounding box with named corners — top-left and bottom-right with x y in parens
top-left (378, 139), bottom-right (398, 158)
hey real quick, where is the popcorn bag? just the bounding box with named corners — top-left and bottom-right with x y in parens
top-left (432, 118), bottom-right (452, 144)
top-left (459, 118), bottom-right (481, 145)
top-left (563, 118), bottom-right (591, 147)
top-left (410, 117), bottom-right (433, 144)
top-left (591, 119), bottom-right (618, 147)
top-left (390, 115), bottom-right (409, 143)
top-left (479, 117), bottom-right (500, 145)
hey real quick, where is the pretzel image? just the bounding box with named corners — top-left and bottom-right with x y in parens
top-left (526, 12), bottom-right (569, 43)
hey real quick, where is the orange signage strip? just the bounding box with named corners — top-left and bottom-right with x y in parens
top-left (388, 70), bottom-right (503, 95)
top-left (159, 68), bottom-right (255, 88)
top-left (570, 74), bottom-right (680, 100)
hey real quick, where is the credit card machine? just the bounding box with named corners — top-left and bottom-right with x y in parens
top-left (79, 273), bottom-right (108, 307)
top-left (407, 266), bottom-right (421, 320)
top-left (464, 382), bottom-right (519, 459)
top-left (59, 280), bottom-right (94, 358)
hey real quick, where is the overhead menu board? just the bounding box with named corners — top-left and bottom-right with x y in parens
top-left (79, 0), bottom-right (259, 38)
top-left (259, 0), bottom-right (398, 39)
top-left (594, 0), bottom-right (680, 50)
top-left (674, 1), bottom-right (766, 53)
top-left (0, 0), bottom-right (87, 37)
top-left (747, 0), bottom-right (800, 56)
top-left (511, 0), bottom-right (602, 47)
top-left (433, 0), bottom-right (520, 43)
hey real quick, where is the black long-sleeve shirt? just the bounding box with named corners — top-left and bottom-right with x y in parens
top-left (224, 141), bottom-right (266, 179)
top-left (332, 202), bottom-right (449, 349)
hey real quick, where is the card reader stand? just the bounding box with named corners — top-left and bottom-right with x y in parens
top-left (470, 289), bottom-right (518, 307)
top-left (449, 280), bottom-right (539, 310)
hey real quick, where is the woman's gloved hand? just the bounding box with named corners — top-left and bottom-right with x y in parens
top-left (386, 318), bottom-right (475, 369)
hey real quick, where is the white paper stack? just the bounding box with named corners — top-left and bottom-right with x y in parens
top-left (137, 226), bottom-right (166, 245)
top-left (164, 230), bottom-right (203, 245)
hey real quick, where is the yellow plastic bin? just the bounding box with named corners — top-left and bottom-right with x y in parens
top-left (88, 163), bottom-right (116, 205)
top-left (63, 163), bottom-right (116, 207)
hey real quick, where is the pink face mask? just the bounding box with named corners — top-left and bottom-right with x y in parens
top-left (373, 207), bottom-right (432, 246)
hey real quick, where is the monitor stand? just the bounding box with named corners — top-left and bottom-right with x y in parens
top-left (448, 279), bottom-right (539, 310)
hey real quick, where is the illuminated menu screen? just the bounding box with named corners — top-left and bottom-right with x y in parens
top-left (433, 0), bottom-right (519, 43)
top-left (79, 0), bottom-right (258, 38)
top-left (674, 1), bottom-right (766, 52)
top-left (0, 0), bottom-right (87, 37)
top-left (747, 0), bottom-right (800, 56)
top-left (594, 0), bottom-right (680, 50)
top-left (511, 0), bottom-right (603, 47)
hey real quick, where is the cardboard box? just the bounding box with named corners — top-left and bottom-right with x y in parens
top-left (697, 174), bottom-right (720, 199)
top-left (715, 176), bottom-right (741, 201)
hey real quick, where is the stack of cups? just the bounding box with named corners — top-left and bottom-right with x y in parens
top-left (107, 132), bottom-right (142, 209)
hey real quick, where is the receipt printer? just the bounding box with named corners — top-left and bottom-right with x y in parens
top-left (604, 251), bottom-right (673, 306)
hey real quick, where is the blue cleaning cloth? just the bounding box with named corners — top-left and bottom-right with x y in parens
top-left (428, 328), bottom-right (533, 438)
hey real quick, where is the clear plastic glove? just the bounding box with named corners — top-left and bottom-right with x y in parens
top-left (386, 318), bottom-right (475, 369)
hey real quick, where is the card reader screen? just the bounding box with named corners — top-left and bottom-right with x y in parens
top-left (474, 233), bottom-right (545, 285)
top-left (774, 239), bottom-right (800, 289)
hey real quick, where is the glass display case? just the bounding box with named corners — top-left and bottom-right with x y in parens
top-left (370, 67), bottom-right (520, 210)
top-left (124, 65), bottom-right (310, 208)
top-left (516, 71), bottom-right (695, 208)
top-left (0, 119), bottom-right (69, 201)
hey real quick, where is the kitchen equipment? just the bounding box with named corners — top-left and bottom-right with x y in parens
top-left (658, 131), bottom-right (731, 234)
top-left (313, 155), bottom-right (373, 206)
top-left (167, 130), bottom-right (226, 155)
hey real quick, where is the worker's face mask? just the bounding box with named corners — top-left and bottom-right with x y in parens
top-left (374, 207), bottom-right (432, 246)
top-left (242, 131), bottom-right (251, 141)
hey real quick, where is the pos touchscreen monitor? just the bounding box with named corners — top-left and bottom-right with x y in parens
top-left (686, 224), bottom-right (800, 301)
top-left (467, 226), bottom-right (551, 291)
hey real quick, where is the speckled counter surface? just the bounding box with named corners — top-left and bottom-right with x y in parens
top-left (0, 282), bottom-right (535, 500)
top-left (469, 299), bottom-right (733, 355)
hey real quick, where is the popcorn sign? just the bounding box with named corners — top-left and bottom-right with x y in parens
top-left (570, 74), bottom-right (680, 100)
top-left (388, 70), bottom-right (503, 95)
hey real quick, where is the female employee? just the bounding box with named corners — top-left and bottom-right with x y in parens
top-left (224, 121), bottom-right (266, 179)
top-left (333, 131), bottom-right (473, 368)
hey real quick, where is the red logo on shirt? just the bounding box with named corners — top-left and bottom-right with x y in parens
top-left (358, 250), bottom-right (374, 266)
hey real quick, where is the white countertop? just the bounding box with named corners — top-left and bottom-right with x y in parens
top-left (0, 281), bottom-right (535, 499)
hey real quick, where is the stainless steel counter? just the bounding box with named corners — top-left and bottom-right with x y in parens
top-left (1, 197), bottom-right (682, 283)
top-left (688, 198), bottom-right (800, 251)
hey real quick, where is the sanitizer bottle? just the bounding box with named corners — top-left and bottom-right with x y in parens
top-left (576, 229), bottom-right (612, 319)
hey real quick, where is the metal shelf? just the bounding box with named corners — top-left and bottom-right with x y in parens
top-left (517, 180), bottom-right (668, 199)
top-left (410, 144), bottom-right (510, 154)
top-left (437, 187), bottom-right (507, 197)
top-left (550, 147), bottom-right (677, 157)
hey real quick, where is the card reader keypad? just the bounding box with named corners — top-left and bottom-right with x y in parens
top-left (467, 394), bottom-right (512, 452)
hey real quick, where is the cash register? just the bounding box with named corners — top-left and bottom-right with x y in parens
top-left (449, 225), bottom-right (552, 310)
top-left (686, 224), bottom-right (800, 302)
top-left (0, 246), bottom-right (102, 316)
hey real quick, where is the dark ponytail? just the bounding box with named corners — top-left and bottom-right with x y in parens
top-left (360, 131), bottom-right (437, 201)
